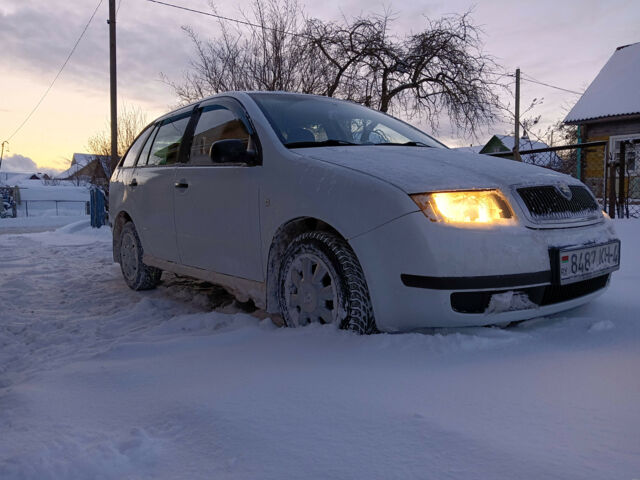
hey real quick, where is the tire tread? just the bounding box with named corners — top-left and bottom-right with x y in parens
top-left (279, 231), bottom-right (377, 334)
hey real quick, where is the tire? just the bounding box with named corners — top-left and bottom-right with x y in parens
top-left (278, 231), bottom-right (377, 334)
top-left (119, 222), bottom-right (162, 290)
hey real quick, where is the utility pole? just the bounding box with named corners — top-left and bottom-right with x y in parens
top-left (513, 68), bottom-right (521, 162)
top-left (0, 141), bottom-right (8, 172)
top-left (108, 0), bottom-right (117, 171)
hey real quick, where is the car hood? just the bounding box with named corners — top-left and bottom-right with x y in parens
top-left (298, 146), bottom-right (575, 194)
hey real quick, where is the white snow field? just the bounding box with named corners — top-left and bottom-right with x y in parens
top-left (1, 218), bottom-right (639, 479)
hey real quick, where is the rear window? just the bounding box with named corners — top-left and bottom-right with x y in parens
top-left (121, 126), bottom-right (152, 168)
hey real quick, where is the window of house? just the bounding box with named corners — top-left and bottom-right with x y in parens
top-left (190, 104), bottom-right (252, 165)
top-left (147, 114), bottom-right (191, 166)
top-left (611, 134), bottom-right (640, 174)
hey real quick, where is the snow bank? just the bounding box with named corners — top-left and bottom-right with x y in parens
top-left (0, 220), bottom-right (639, 479)
top-left (0, 215), bottom-right (88, 233)
top-left (18, 219), bottom-right (111, 246)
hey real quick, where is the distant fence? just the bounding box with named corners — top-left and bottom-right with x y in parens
top-left (487, 141), bottom-right (640, 218)
top-left (16, 200), bottom-right (89, 218)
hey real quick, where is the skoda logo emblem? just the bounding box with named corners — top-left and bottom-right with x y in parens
top-left (557, 184), bottom-right (572, 200)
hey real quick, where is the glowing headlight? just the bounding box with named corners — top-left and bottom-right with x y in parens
top-left (411, 190), bottom-right (515, 225)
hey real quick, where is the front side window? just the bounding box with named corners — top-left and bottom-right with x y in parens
top-left (190, 104), bottom-right (252, 165)
top-left (147, 114), bottom-right (191, 166)
top-left (249, 93), bottom-right (445, 149)
top-left (121, 126), bottom-right (152, 168)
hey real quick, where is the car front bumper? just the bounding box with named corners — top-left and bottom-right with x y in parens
top-left (349, 212), bottom-right (619, 332)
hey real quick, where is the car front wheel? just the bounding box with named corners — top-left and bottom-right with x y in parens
top-left (119, 222), bottom-right (162, 290)
top-left (278, 231), bottom-right (377, 334)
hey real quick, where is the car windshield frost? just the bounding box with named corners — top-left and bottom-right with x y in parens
top-left (249, 93), bottom-right (445, 149)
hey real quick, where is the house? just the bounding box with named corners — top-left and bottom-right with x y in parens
top-left (455, 135), bottom-right (562, 169)
top-left (564, 42), bottom-right (640, 200)
top-left (28, 172), bottom-right (51, 181)
top-left (58, 153), bottom-right (114, 186)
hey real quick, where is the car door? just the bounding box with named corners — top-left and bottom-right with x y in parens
top-left (173, 97), bottom-right (263, 281)
top-left (129, 111), bottom-right (192, 263)
top-left (110, 124), bottom-right (154, 221)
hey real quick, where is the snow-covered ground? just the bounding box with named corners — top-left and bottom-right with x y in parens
top-left (1, 218), bottom-right (639, 479)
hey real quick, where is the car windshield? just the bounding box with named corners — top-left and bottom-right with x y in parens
top-left (249, 93), bottom-right (445, 149)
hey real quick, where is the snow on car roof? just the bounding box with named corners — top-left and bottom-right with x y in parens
top-left (565, 42), bottom-right (640, 123)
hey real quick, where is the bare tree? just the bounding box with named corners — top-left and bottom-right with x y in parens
top-left (87, 105), bottom-right (148, 161)
top-left (163, 0), bottom-right (324, 101)
top-left (308, 11), bottom-right (502, 131)
top-left (165, 1), bottom-right (503, 133)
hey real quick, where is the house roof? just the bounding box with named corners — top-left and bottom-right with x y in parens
top-left (477, 135), bottom-right (562, 168)
top-left (565, 42), bottom-right (640, 124)
top-left (488, 135), bottom-right (551, 152)
top-left (57, 153), bottom-right (112, 180)
top-left (453, 145), bottom-right (484, 154)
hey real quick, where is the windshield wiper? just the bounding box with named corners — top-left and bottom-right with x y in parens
top-left (373, 141), bottom-right (432, 147)
top-left (284, 139), bottom-right (357, 149)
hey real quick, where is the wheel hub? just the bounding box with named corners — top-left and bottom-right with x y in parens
top-left (285, 253), bottom-right (337, 326)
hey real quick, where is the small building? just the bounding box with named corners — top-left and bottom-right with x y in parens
top-left (58, 153), bottom-right (114, 186)
top-left (29, 172), bottom-right (51, 181)
top-left (456, 135), bottom-right (562, 169)
top-left (478, 135), bottom-right (562, 169)
top-left (564, 42), bottom-right (640, 199)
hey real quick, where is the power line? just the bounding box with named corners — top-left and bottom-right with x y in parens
top-left (3, 0), bottom-right (104, 143)
top-left (145, 0), bottom-right (308, 38)
top-left (509, 73), bottom-right (583, 95)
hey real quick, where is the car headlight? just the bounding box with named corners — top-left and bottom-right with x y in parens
top-left (411, 190), bottom-right (516, 226)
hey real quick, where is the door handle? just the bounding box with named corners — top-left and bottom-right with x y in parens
top-left (129, 178), bottom-right (138, 187)
top-left (174, 181), bottom-right (189, 189)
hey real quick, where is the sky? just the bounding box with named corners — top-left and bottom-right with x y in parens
top-left (0, 0), bottom-right (638, 172)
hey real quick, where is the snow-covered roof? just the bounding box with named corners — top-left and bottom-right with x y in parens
top-left (492, 135), bottom-right (550, 152)
top-left (479, 135), bottom-right (562, 168)
top-left (57, 153), bottom-right (112, 180)
top-left (453, 145), bottom-right (484, 153)
top-left (72, 154), bottom-right (94, 167)
top-left (565, 42), bottom-right (640, 123)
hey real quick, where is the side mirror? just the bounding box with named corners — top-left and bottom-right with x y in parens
top-left (209, 139), bottom-right (257, 165)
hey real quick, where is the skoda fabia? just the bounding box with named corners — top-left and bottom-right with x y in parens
top-left (109, 92), bottom-right (620, 333)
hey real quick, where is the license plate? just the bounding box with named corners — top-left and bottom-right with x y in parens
top-left (553, 240), bottom-right (620, 285)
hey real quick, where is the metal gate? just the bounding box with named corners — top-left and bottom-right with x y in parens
top-left (606, 138), bottom-right (640, 218)
top-left (487, 140), bottom-right (640, 218)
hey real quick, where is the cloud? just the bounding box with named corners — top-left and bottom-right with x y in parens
top-left (0, 153), bottom-right (63, 178)
top-left (1, 154), bottom-right (38, 172)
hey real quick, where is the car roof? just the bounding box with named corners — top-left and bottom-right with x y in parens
top-left (152, 91), bottom-right (340, 124)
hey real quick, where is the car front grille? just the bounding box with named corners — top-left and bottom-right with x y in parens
top-left (516, 185), bottom-right (601, 223)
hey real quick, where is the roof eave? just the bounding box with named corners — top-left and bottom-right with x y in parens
top-left (564, 112), bottom-right (640, 125)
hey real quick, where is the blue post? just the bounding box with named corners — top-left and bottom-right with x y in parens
top-left (90, 187), bottom-right (107, 228)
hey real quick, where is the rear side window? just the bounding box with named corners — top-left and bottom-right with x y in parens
top-left (121, 127), bottom-right (152, 168)
top-left (190, 104), bottom-right (252, 165)
top-left (147, 114), bottom-right (191, 166)
top-left (137, 125), bottom-right (158, 167)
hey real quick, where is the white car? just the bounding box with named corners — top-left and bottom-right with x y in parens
top-left (109, 92), bottom-right (620, 333)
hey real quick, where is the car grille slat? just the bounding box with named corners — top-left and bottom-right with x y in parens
top-left (517, 185), bottom-right (600, 223)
